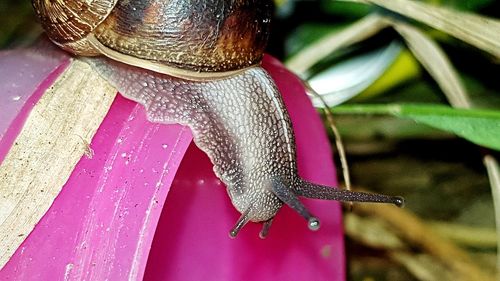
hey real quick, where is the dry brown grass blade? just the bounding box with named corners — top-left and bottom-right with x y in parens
top-left (389, 20), bottom-right (471, 108)
top-left (286, 14), bottom-right (389, 76)
top-left (354, 201), bottom-right (496, 281)
top-left (484, 155), bottom-right (500, 274)
top-left (390, 252), bottom-right (456, 281)
top-left (428, 221), bottom-right (497, 249)
top-left (350, 0), bottom-right (500, 58)
top-left (345, 213), bottom-right (405, 249)
top-left (345, 213), bottom-right (465, 280)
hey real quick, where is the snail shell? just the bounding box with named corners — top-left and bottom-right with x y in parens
top-left (32, 0), bottom-right (271, 79)
top-left (32, 0), bottom-right (117, 56)
top-left (33, 0), bottom-right (403, 237)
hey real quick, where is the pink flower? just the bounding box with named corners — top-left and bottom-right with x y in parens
top-left (0, 45), bottom-right (344, 280)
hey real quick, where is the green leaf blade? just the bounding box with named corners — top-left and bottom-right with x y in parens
top-left (334, 104), bottom-right (500, 150)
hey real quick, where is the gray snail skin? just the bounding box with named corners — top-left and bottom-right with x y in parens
top-left (33, 0), bottom-right (404, 238)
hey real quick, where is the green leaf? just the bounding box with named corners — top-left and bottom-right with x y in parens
top-left (333, 104), bottom-right (500, 150)
top-left (320, 1), bottom-right (372, 18)
top-left (285, 23), bottom-right (346, 58)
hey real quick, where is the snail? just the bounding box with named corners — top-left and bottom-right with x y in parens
top-left (32, 0), bottom-right (404, 238)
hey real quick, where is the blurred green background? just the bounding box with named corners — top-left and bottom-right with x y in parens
top-left (1, 1), bottom-right (499, 280)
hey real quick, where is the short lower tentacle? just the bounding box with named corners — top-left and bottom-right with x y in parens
top-left (229, 209), bottom-right (251, 238)
top-left (259, 218), bottom-right (274, 239)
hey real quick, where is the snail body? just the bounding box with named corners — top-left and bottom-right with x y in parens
top-left (33, 0), bottom-right (403, 237)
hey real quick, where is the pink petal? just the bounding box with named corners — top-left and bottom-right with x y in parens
top-left (0, 87), bottom-right (193, 279)
top-left (0, 47), bottom-right (344, 280)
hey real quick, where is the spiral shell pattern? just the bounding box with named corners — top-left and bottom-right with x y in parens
top-left (32, 0), bottom-right (272, 72)
top-left (32, 0), bottom-right (117, 55)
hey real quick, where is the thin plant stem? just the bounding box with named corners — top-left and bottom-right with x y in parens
top-left (303, 81), bottom-right (353, 210)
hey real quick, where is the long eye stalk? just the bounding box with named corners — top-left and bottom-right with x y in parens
top-left (266, 178), bottom-right (404, 233)
top-left (297, 179), bottom-right (404, 207)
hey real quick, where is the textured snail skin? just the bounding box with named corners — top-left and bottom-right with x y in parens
top-left (86, 58), bottom-right (291, 222)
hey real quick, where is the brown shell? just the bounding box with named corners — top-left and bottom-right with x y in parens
top-left (33, 0), bottom-right (272, 74)
top-left (93, 0), bottom-right (272, 72)
top-left (32, 0), bottom-right (117, 55)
